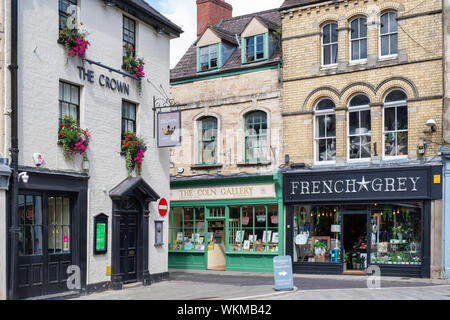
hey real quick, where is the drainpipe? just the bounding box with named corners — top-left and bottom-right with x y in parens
top-left (7, 0), bottom-right (19, 300)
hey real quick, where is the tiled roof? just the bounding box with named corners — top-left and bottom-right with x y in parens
top-left (170, 8), bottom-right (281, 82)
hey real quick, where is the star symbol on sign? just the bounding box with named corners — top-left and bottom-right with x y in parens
top-left (357, 176), bottom-right (371, 192)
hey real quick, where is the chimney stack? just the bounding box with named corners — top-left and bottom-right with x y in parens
top-left (196, 0), bottom-right (233, 37)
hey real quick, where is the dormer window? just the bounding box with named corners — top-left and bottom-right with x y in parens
top-left (242, 33), bottom-right (268, 64)
top-left (197, 44), bottom-right (221, 72)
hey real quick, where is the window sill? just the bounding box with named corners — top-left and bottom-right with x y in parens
top-left (320, 64), bottom-right (338, 71)
top-left (236, 161), bottom-right (271, 167)
top-left (191, 163), bottom-right (223, 170)
top-left (349, 59), bottom-right (367, 66)
top-left (378, 54), bottom-right (398, 62)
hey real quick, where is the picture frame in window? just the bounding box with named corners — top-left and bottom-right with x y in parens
top-left (243, 240), bottom-right (251, 251)
top-left (263, 230), bottom-right (272, 244)
top-left (235, 230), bottom-right (244, 243)
top-left (271, 232), bottom-right (279, 244)
top-left (311, 236), bottom-right (331, 252)
top-left (176, 232), bottom-right (183, 242)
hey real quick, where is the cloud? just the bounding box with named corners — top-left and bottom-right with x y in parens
top-left (152, 0), bottom-right (284, 68)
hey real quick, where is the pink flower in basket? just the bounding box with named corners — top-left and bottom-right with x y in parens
top-left (271, 216), bottom-right (278, 224)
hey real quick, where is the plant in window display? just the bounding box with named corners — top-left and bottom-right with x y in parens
top-left (121, 131), bottom-right (147, 177)
top-left (58, 115), bottom-right (91, 160)
top-left (313, 241), bottom-right (327, 256)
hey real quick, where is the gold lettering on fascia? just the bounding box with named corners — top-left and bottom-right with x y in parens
top-left (176, 186), bottom-right (257, 199)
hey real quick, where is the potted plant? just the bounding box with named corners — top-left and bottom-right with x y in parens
top-left (392, 226), bottom-right (404, 241)
top-left (313, 241), bottom-right (327, 257)
top-left (121, 131), bottom-right (146, 177)
top-left (58, 115), bottom-right (91, 161)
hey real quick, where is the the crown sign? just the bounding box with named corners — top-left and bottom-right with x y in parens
top-left (163, 125), bottom-right (176, 135)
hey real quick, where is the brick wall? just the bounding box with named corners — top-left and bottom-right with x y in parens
top-left (197, 0), bottom-right (233, 36)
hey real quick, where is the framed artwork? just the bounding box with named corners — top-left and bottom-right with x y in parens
top-left (176, 232), bottom-right (183, 242)
top-left (271, 232), bottom-right (279, 244)
top-left (262, 231), bottom-right (272, 243)
top-left (235, 230), bottom-right (244, 243)
top-left (243, 240), bottom-right (251, 251)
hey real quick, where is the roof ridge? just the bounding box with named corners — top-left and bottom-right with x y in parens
top-left (220, 7), bottom-right (280, 23)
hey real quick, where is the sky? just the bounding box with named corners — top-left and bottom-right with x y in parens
top-left (145, 0), bottom-right (284, 68)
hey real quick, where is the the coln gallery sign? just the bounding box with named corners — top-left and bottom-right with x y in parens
top-left (283, 166), bottom-right (442, 203)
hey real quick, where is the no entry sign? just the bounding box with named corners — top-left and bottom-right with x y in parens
top-left (158, 198), bottom-right (169, 217)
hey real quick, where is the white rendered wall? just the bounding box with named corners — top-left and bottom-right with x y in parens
top-left (17, 0), bottom-right (172, 285)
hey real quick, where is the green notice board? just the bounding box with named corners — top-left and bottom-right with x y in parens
top-left (94, 214), bottom-right (108, 254)
top-left (96, 223), bottom-right (106, 251)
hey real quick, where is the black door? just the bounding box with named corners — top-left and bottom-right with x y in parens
top-left (120, 212), bottom-right (138, 283)
top-left (17, 193), bottom-right (73, 299)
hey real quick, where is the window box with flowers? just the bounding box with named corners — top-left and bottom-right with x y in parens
top-left (58, 115), bottom-right (91, 166)
top-left (121, 131), bottom-right (147, 177)
top-left (58, 17), bottom-right (90, 61)
top-left (122, 45), bottom-right (146, 93)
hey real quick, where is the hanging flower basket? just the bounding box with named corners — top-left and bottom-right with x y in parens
top-left (242, 217), bottom-right (250, 226)
top-left (122, 45), bottom-right (145, 94)
top-left (58, 17), bottom-right (90, 59)
top-left (256, 215), bottom-right (266, 223)
top-left (58, 115), bottom-right (91, 160)
top-left (270, 215), bottom-right (278, 224)
top-left (121, 131), bottom-right (147, 177)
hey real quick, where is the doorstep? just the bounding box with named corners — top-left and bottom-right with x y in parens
top-left (342, 270), bottom-right (367, 275)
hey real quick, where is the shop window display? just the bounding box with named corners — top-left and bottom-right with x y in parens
top-left (169, 207), bottom-right (205, 251)
top-left (370, 203), bottom-right (422, 265)
top-left (293, 205), bottom-right (340, 263)
top-left (229, 205), bottom-right (278, 253)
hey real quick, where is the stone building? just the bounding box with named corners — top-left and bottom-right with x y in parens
top-left (280, 0), bottom-right (444, 278)
top-left (168, 0), bottom-right (284, 272)
top-left (0, 0), bottom-right (181, 299)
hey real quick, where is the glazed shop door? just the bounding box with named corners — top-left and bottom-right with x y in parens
top-left (17, 194), bottom-right (73, 299)
top-left (342, 206), bottom-right (369, 273)
top-left (120, 212), bottom-right (138, 283)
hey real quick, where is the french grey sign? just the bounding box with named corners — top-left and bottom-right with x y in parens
top-left (284, 166), bottom-right (442, 202)
top-left (157, 111), bottom-right (181, 148)
top-left (273, 256), bottom-right (294, 291)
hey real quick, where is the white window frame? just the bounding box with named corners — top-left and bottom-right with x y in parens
top-left (314, 99), bottom-right (336, 165)
top-left (347, 95), bottom-right (371, 162)
top-left (349, 17), bottom-right (368, 64)
top-left (382, 89), bottom-right (408, 161)
top-left (321, 23), bottom-right (338, 68)
top-left (379, 11), bottom-right (398, 60)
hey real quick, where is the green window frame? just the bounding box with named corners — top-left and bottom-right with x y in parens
top-left (197, 44), bottom-right (221, 72)
top-left (244, 111), bottom-right (268, 163)
top-left (242, 33), bottom-right (268, 64)
top-left (198, 117), bottom-right (218, 165)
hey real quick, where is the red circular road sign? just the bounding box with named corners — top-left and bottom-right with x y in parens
top-left (158, 198), bottom-right (169, 217)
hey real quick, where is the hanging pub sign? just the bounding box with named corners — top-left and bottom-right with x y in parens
top-left (284, 165), bottom-right (442, 203)
top-left (157, 111), bottom-right (181, 148)
top-left (94, 213), bottom-right (108, 255)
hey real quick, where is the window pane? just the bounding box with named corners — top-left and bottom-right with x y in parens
top-left (380, 13), bottom-right (388, 35)
top-left (331, 23), bottom-right (338, 43)
top-left (360, 18), bottom-right (367, 38)
top-left (318, 139), bottom-right (327, 161)
top-left (352, 41), bottom-right (359, 60)
top-left (360, 39), bottom-right (367, 59)
top-left (322, 24), bottom-right (330, 44)
top-left (361, 110), bottom-right (371, 132)
top-left (63, 226), bottom-right (70, 253)
top-left (331, 44), bottom-right (338, 64)
top-left (389, 12), bottom-right (398, 32)
top-left (381, 35), bottom-right (390, 56)
top-left (370, 203), bottom-right (422, 265)
top-left (350, 19), bottom-right (358, 39)
top-left (349, 111), bottom-right (359, 135)
top-left (385, 132), bottom-right (396, 156)
top-left (390, 33), bottom-right (398, 55)
top-left (323, 45), bottom-right (331, 65)
top-left (350, 95), bottom-right (370, 107)
top-left (361, 135), bottom-right (371, 158)
top-left (326, 114), bottom-right (336, 137)
top-left (349, 136), bottom-right (361, 159)
top-left (384, 107), bottom-right (396, 131)
top-left (397, 105), bottom-right (408, 130)
top-left (327, 138), bottom-right (336, 161)
top-left (293, 205), bottom-right (340, 263)
top-left (397, 131), bottom-right (408, 156)
top-left (316, 99), bottom-right (335, 111)
top-left (71, 86), bottom-right (79, 104)
top-left (385, 90), bottom-right (407, 102)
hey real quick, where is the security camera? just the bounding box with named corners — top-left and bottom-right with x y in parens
top-left (18, 172), bottom-right (29, 184)
top-left (426, 119), bottom-right (437, 132)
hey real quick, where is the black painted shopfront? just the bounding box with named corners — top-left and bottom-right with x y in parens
top-left (283, 165), bottom-right (442, 278)
top-left (13, 168), bottom-right (88, 299)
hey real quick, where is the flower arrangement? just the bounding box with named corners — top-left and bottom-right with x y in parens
top-left (122, 45), bottom-right (146, 79)
top-left (121, 131), bottom-right (147, 177)
top-left (58, 17), bottom-right (90, 59)
top-left (58, 115), bottom-right (91, 160)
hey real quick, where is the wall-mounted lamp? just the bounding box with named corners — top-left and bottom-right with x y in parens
top-left (103, 0), bottom-right (116, 7)
top-left (18, 172), bottom-right (29, 184)
top-left (425, 119), bottom-right (437, 133)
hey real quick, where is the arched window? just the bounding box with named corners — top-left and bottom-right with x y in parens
top-left (380, 11), bottom-right (398, 57)
top-left (383, 89), bottom-right (408, 158)
top-left (322, 23), bottom-right (338, 66)
top-left (350, 17), bottom-right (367, 61)
top-left (198, 117), bottom-right (218, 164)
top-left (244, 111), bottom-right (268, 162)
top-left (348, 94), bottom-right (371, 160)
top-left (315, 99), bottom-right (336, 163)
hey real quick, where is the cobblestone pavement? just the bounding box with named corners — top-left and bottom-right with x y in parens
top-left (74, 269), bottom-right (450, 300)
